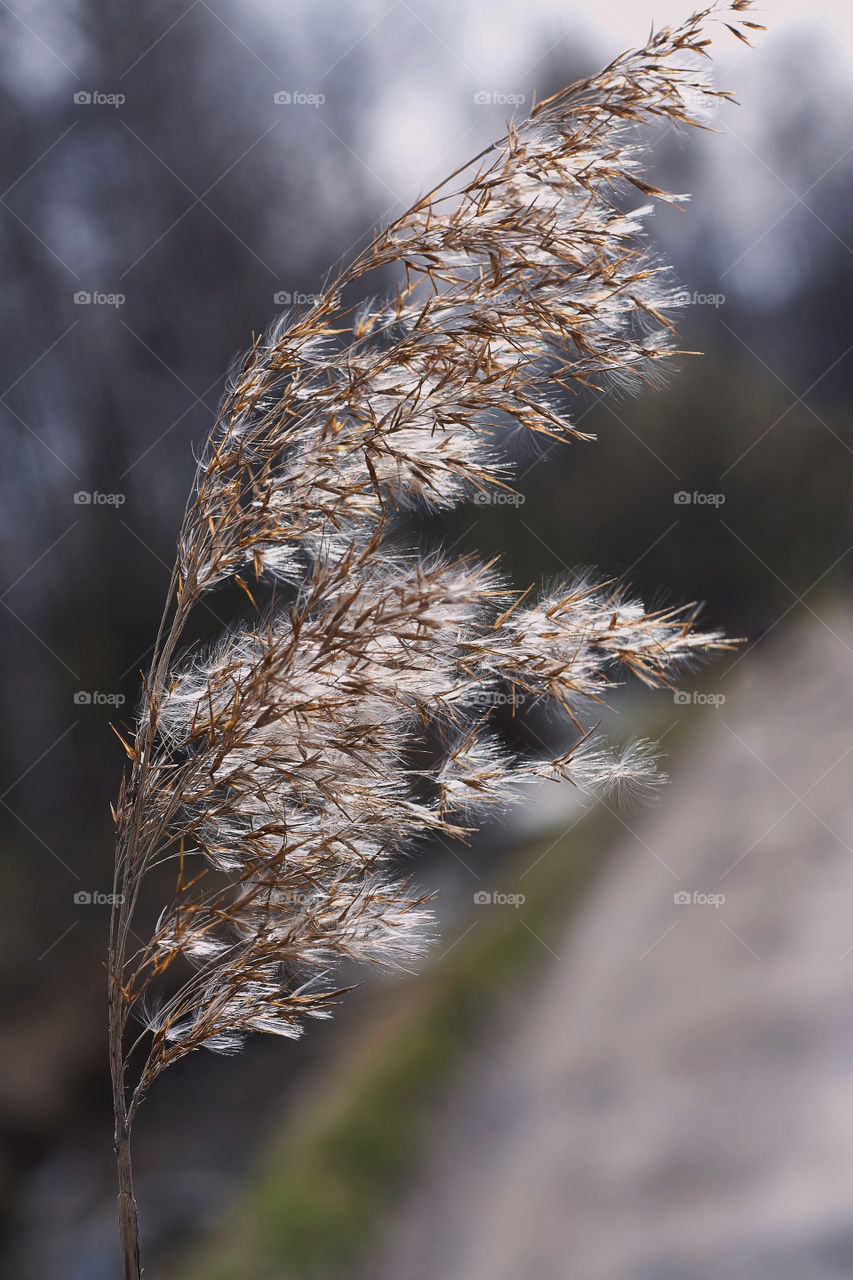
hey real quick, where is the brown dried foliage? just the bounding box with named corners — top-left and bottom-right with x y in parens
top-left (107, 6), bottom-right (757, 1274)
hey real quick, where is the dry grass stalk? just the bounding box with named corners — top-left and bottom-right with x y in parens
top-left (108, 5), bottom-right (757, 1273)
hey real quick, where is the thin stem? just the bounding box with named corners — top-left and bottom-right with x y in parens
top-left (115, 1131), bottom-right (141, 1280)
top-left (110, 974), bottom-right (141, 1279)
top-left (107, 565), bottom-right (198, 1274)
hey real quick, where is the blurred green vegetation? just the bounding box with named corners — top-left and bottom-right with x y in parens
top-left (175, 803), bottom-right (619, 1279)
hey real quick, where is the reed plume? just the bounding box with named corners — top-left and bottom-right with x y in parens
top-left (108, 4), bottom-right (757, 1273)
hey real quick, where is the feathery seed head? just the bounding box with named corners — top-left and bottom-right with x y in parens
top-left (111, 3), bottom-right (754, 1087)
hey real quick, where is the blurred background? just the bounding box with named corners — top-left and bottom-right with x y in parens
top-left (2, 1), bottom-right (853, 1276)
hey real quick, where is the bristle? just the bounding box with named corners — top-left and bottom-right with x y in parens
top-left (110, 2), bottom-right (753, 1093)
